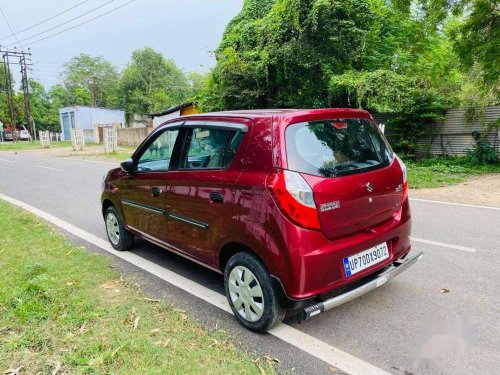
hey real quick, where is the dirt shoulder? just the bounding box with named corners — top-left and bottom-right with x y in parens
top-left (410, 173), bottom-right (500, 207)
top-left (12, 145), bottom-right (112, 156)
top-left (5, 145), bottom-right (133, 162)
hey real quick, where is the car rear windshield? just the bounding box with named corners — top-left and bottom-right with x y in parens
top-left (285, 119), bottom-right (393, 177)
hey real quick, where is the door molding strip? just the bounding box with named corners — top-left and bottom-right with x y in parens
top-left (122, 199), bottom-right (209, 229)
top-left (122, 199), bottom-right (165, 215)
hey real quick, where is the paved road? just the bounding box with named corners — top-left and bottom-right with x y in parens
top-left (1, 151), bottom-right (499, 375)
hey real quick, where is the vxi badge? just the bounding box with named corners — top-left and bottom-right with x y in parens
top-left (320, 201), bottom-right (341, 212)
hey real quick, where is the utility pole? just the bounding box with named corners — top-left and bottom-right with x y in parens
top-left (19, 51), bottom-right (35, 140)
top-left (0, 48), bottom-right (34, 140)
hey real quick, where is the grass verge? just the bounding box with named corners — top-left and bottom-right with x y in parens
top-left (0, 201), bottom-right (273, 374)
top-left (405, 157), bottom-right (500, 189)
top-left (0, 141), bottom-right (72, 151)
top-left (70, 150), bottom-right (134, 161)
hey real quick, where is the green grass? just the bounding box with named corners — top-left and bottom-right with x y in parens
top-left (0, 140), bottom-right (72, 151)
top-left (75, 150), bottom-right (135, 161)
top-left (102, 151), bottom-right (134, 161)
top-left (405, 157), bottom-right (500, 189)
top-left (0, 201), bottom-right (274, 374)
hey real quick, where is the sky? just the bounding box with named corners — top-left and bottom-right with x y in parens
top-left (0, 0), bottom-right (243, 89)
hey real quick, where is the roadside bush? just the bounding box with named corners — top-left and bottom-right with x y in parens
top-left (466, 140), bottom-right (499, 164)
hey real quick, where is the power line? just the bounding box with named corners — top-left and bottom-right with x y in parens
top-left (0, 0), bottom-right (92, 42)
top-left (34, 59), bottom-right (64, 65)
top-left (35, 63), bottom-right (64, 68)
top-left (0, 5), bottom-right (24, 48)
top-left (14, 0), bottom-right (139, 48)
top-left (30, 67), bottom-right (64, 73)
top-left (6, 0), bottom-right (119, 47)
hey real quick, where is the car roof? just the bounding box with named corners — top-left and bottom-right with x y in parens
top-left (181, 108), bottom-right (371, 121)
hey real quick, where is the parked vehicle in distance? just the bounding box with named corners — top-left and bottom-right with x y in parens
top-left (18, 129), bottom-right (31, 141)
top-left (3, 131), bottom-right (13, 141)
top-left (101, 108), bottom-right (422, 332)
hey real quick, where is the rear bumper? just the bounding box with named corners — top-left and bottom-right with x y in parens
top-left (273, 197), bottom-right (413, 299)
top-left (300, 251), bottom-right (423, 320)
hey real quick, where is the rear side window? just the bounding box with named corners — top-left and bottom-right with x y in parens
top-left (286, 119), bottom-right (393, 177)
top-left (181, 127), bottom-right (244, 170)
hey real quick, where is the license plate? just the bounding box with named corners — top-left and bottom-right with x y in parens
top-left (343, 243), bottom-right (389, 277)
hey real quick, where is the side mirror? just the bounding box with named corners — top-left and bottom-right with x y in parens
top-left (121, 158), bottom-right (135, 173)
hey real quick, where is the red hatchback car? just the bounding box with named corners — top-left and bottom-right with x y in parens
top-left (101, 109), bottom-right (422, 332)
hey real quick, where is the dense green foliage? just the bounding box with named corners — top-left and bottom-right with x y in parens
top-left (196, 0), bottom-right (498, 156)
top-left (466, 139), bottom-right (499, 164)
top-left (1, 1), bottom-right (498, 149)
top-left (120, 48), bottom-right (191, 114)
top-left (452, 0), bottom-right (499, 86)
top-left (200, 0), bottom-right (376, 110)
top-left (62, 54), bottom-right (121, 108)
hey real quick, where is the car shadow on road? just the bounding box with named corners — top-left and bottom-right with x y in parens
top-left (127, 237), bottom-right (305, 324)
top-left (129, 237), bottom-right (226, 294)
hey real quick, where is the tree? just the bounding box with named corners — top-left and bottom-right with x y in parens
top-left (61, 54), bottom-right (120, 107)
top-left (27, 81), bottom-right (52, 130)
top-left (120, 47), bottom-right (191, 114)
top-left (0, 63), bottom-right (14, 125)
top-left (203, 0), bottom-right (375, 111)
top-left (452, 0), bottom-right (499, 87)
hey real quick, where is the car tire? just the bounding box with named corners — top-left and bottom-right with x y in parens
top-left (224, 252), bottom-right (285, 332)
top-left (104, 205), bottom-right (134, 251)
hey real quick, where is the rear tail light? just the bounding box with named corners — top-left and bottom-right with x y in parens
top-left (266, 169), bottom-right (321, 230)
top-left (395, 154), bottom-right (408, 200)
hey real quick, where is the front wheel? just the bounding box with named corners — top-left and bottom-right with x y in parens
top-left (224, 252), bottom-right (285, 332)
top-left (105, 206), bottom-right (134, 251)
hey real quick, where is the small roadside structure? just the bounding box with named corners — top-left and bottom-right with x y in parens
top-left (39, 131), bottom-right (51, 148)
top-left (59, 105), bottom-right (126, 142)
top-left (149, 103), bottom-right (198, 128)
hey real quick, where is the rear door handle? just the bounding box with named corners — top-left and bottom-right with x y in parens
top-left (151, 186), bottom-right (162, 197)
top-left (209, 192), bottom-right (224, 203)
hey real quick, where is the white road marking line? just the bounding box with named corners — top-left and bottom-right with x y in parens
top-left (14, 152), bottom-right (120, 165)
top-left (0, 192), bottom-right (389, 375)
top-left (411, 237), bottom-right (477, 253)
top-left (410, 198), bottom-right (500, 211)
top-left (0, 158), bottom-right (15, 163)
top-left (36, 165), bottom-right (63, 172)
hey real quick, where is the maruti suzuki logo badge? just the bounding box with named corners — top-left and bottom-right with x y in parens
top-left (366, 182), bottom-right (374, 192)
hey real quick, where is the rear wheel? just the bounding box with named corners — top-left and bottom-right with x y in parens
top-left (224, 252), bottom-right (285, 332)
top-left (105, 206), bottom-right (133, 251)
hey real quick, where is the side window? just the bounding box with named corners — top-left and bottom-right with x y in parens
top-left (182, 127), bottom-right (243, 170)
top-left (137, 129), bottom-right (179, 172)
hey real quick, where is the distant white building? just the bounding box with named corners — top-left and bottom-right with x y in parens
top-left (59, 105), bottom-right (126, 142)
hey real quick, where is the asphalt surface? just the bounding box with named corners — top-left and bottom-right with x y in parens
top-left (1, 151), bottom-right (499, 375)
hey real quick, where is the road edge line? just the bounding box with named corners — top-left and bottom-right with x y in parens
top-left (410, 198), bottom-right (500, 211)
top-left (411, 237), bottom-right (477, 253)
